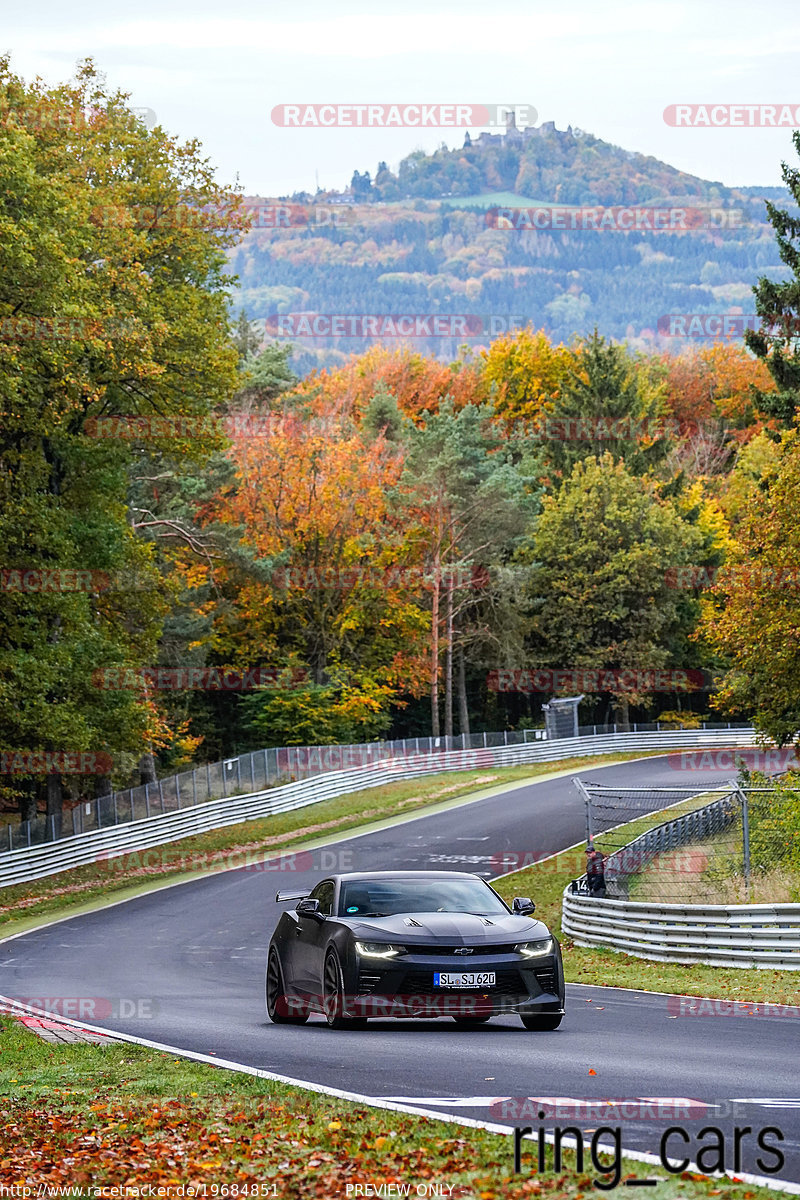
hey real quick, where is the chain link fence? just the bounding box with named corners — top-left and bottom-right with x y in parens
top-left (3, 719), bottom-right (752, 853)
top-left (576, 769), bottom-right (800, 904)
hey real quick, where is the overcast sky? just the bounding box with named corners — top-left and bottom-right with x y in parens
top-left (5, 0), bottom-right (800, 197)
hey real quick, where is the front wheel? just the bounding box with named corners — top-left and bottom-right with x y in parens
top-left (323, 950), bottom-right (367, 1030)
top-left (520, 1013), bottom-right (563, 1031)
top-left (266, 949), bottom-right (308, 1024)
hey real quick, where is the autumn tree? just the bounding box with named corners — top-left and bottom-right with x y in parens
top-left (520, 455), bottom-right (708, 724)
top-left (700, 431), bottom-right (800, 744)
top-left (298, 344), bottom-right (488, 426)
top-left (658, 344), bottom-right (776, 479)
top-left (204, 409), bottom-right (430, 745)
top-left (481, 327), bottom-right (574, 426)
top-left (0, 59), bottom-right (243, 819)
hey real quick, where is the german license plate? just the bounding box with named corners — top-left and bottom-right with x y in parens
top-left (433, 971), bottom-right (496, 988)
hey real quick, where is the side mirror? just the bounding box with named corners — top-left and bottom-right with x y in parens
top-left (296, 897), bottom-right (324, 921)
top-left (512, 896), bottom-right (536, 915)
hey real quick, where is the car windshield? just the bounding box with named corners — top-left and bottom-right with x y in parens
top-left (338, 878), bottom-right (509, 918)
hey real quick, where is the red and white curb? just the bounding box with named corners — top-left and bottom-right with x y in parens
top-left (0, 999), bottom-right (123, 1044)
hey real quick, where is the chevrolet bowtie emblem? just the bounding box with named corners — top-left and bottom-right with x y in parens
top-left (454, 947), bottom-right (473, 954)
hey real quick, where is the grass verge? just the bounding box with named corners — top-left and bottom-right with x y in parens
top-left (0, 752), bottom-right (659, 939)
top-left (0, 1016), bottom-right (787, 1198)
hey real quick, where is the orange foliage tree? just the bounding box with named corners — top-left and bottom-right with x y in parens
top-left (198, 408), bottom-right (431, 738)
top-left (295, 344), bottom-right (488, 425)
top-left (661, 343), bottom-right (776, 436)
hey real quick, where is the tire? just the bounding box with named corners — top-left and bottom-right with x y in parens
top-left (452, 1014), bottom-right (492, 1025)
top-left (323, 950), bottom-right (367, 1030)
top-left (266, 948), bottom-right (308, 1025)
top-left (520, 1013), bottom-right (563, 1031)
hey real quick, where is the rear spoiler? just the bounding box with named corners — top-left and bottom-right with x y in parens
top-left (275, 888), bottom-right (310, 903)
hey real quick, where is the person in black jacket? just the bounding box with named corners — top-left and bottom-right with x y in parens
top-left (585, 843), bottom-right (606, 896)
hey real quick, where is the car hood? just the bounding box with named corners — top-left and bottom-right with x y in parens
top-left (344, 911), bottom-right (549, 944)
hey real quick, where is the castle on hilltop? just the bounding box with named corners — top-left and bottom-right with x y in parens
top-left (467, 113), bottom-right (573, 147)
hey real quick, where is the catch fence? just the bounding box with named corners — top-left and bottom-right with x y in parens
top-left (4, 720), bottom-right (751, 852)
top-left (574, 773), bottom-right (800, 904)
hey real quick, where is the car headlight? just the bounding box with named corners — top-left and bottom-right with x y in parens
top-left (515, 938), bottom-right (554, 957)
top-left (354, 941), bottom-right (406, 959)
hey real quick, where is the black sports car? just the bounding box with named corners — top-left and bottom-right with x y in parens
top-left (265, 870), bottom-right (565, 1030)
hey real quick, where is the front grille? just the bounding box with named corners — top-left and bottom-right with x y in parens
top-left (407, 944), bottom-right (517, 955)
top-left (400, 968), bottom-right (526, 996)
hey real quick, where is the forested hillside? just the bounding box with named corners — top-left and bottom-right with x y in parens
top-left (231, 123), bottom-right (793, 368)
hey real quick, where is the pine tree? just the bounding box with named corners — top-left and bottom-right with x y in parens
top-left (744, 130), bottom-right (800, 427)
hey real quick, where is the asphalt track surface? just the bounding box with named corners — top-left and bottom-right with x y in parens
top-left (3, 755), bottom-right (800, 1188)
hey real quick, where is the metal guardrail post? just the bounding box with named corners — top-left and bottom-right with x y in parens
top-left (574, 778), bottom-right (593, 845)
top-left (158, 779), bottom-right (165, 812)
top-left (250, 753), bottom-right (255, 790)
top-left (236, 757), bottom-right (242, 792)
top-left (192, 770), bottom-right (197, 805)
top-left (737, 786), bottom-right (751, 900)
top-left (175, 775), bottom-right (181, 810)
top-left (145, 783), bottom-right (151, 818)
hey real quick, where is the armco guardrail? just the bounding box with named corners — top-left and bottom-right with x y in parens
top-left (0, 728), bottom-right (757, 888)
top-left (562, 891), bottom-right (800, 969)
top-left (9, 727), bottom-right (554, 850)
top-left (8, 720), bottom-right (752, 852)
